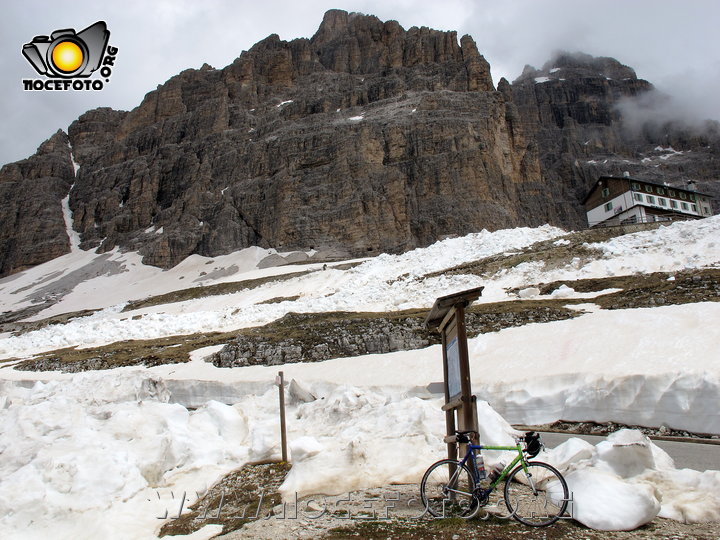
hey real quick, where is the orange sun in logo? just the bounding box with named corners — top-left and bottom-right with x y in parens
top-left (51, 40), bottom-right (84, 73)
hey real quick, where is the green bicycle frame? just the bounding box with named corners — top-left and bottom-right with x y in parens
top-left (466, 442), bottom-right (528, 488)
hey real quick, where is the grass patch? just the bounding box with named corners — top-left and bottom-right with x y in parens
top-left (158, 461), bottom-right (291, 537)
top-left (323, 514), bottom-right (582, 539)
top-left (122, 270), bottom-right (314, 312)
top-left (424, 223), bottom-right (666, 280)
top-left (533, 268), bottom-right (720, 310)
top-left (257, 295), bottom-right (302, 305)
top-left (14, 331), bottom-right (237, 373)
top-left (1, 308), bottom-right (99, 336)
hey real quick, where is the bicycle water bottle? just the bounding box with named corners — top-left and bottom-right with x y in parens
top-left (488, 462), bottom-right (505, 483)
top-left (475, 452), bottom-right (487, 480)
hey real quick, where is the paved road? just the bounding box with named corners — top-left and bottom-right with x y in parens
top-left (540, 432), bottom-right (720, 472)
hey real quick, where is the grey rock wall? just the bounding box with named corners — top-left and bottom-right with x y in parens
top-left (1, 14), bottom-right (718, 278)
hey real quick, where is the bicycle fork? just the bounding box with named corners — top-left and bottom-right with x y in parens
top-left (522, 463), bottom-right (540, 496)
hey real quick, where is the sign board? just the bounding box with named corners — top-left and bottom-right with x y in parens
top-left (425, 286), bottom-right (484, 461)
top-left (445, 336), bottom-right (461, 399)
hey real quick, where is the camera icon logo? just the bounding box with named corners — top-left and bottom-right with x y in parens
top-left (22, 21), bottom-right (110, 78)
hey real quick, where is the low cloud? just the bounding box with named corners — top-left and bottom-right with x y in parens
top-left (615, 87), bottom-right (720, 141)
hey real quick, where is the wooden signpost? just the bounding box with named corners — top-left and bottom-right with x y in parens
top-left (424, 287), bottom-right (484, 461)
top-left (275, 371), bottom-right (288, 462)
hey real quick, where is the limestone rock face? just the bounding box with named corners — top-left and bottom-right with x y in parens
top-left (55, 9), bottom-right (537, 269)
top-left (1, 15), bottom-right (718, 278)
top-left (0, 131), bottom-right (75, 276)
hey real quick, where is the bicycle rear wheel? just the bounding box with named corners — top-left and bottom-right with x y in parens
top-left (420, 459), bottom-right (477, 518)
top-left (503, 461), bottom-right (569, 526)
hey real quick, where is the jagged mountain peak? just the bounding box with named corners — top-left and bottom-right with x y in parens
top-left (0, 13), bottom-right (717, 279)
top-left (514, 51), bottom-right (640, 84)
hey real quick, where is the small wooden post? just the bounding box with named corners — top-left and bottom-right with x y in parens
top-left (277, 371), bottom-right (288, 462)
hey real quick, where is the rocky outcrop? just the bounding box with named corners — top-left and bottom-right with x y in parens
top-left (210, 306), bottom-right (579, 368)
top-left (0, 11), bottom-right (537, 276)
top-left (212, 313), bottom-right (431, 367)
top-left (0, 131), bottom-right (75, 275)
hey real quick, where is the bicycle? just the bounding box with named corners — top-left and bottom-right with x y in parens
top-left (420, 430), bottom-right (569, 526)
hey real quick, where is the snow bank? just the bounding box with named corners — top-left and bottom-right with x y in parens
top-left (0, 370), bottom-right (251, 539)
top-left (4, 217), bottom-right (720, 362)
top-left (2, 370), bottom-right (717, 538)
top-left (563, 468), bottom-right (660, 530)
top-left (0, 244), bottom-right (317, 323)
top-left (543, 430), bottom-right (720, 529)
top-left (471, 302), bottom-right (720, 434)
top-left (2, 218), bottom-right (720, 536)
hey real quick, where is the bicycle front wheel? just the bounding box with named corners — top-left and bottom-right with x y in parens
top-left (504, 461), bottom-right (569, 526)
top-left (420, 459), bottom-right (477, 518)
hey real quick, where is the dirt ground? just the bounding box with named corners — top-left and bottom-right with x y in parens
top-left (152, 463), bottom-right (720, 539)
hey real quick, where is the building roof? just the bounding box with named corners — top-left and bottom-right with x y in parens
top-left (582, 176), bottom-right (713, 205)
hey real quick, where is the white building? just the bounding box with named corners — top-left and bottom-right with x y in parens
top-left (583, 176), bottom-right (714, 228)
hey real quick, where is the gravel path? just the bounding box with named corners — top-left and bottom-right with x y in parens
top-left (218, 483), bottom-right (720, 539)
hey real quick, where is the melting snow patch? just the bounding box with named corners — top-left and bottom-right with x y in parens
top-left (550, 284), bottom-right (575, 298)
top-left (349, 115), bottom-right (364, 121)
top-left (517, 286), bottom-right (540, 298)
top-left (564, 467), bottom-right (660, 530)
top-left (61, 187), bottom-right (81, 252)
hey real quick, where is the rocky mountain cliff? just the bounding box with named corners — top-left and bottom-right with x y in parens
top-left (1, 10), bottom-right (718, 277)
top-left (507, 52), bottom-right (720, 224)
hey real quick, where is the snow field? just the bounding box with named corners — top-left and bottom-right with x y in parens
top-left (134, 302), bottom-right (719, 435)
top-left (4, 216), bottom-right (720, 361)
top-left (1, 370), bottom-right (718, 538)
top-left (1, 217), bottom-right (720, 536)
top-left (0, 225), bottom-right (565, 358)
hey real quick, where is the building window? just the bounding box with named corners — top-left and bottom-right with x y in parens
top-left (645, 185), bottom-right (653, 193)
top-left (658, 198), bottom-right (667, 207)
top-left (604, 201), bottom-right (613, 212)
top-left (647, 195), bottom-right (656, 204)
top-left (704, 206), bottom-right (712, 215)
top-left (670, 200), bottom-right (678, 209)
top-left (602, 188), bottom-right (610, 198)
top-left (634, 193), bottom-right (643, 202)
top-left (689, 193), bottom-right (697, 202)
top-left (681, 202), bottom-right (689, 211)
top-left (656, 187), bottom-right (665, 195)
top-left (631, 182), bottom-right (640, 190)
top-left (691, 204), bottom-right (698, 212)
top-left (680, 192), bottom-right (687, 200)
top-left (668, 190), bottom-right (676, 197)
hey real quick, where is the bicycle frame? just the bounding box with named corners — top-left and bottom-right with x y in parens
top-left (460, 441), bottom-right (529, 490)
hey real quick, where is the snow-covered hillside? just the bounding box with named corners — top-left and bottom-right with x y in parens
top-left (1, 217), bottom-right (719, 538)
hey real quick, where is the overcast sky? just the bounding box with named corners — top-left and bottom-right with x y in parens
top-left (2, 0), bottom-right (719, 166)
